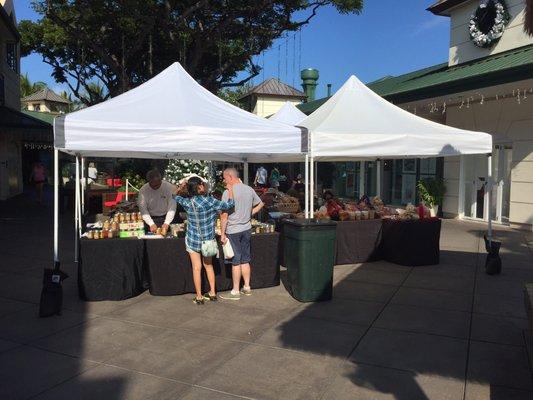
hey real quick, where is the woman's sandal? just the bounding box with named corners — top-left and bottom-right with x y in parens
top-left (203, 293), bottom-right (218, 302)
top-left (192, 297), bottom-right (205, 305)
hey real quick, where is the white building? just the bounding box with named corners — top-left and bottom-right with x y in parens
top-left (299, 0), bottom-right (533, 231)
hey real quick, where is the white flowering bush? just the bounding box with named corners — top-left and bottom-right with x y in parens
top-left (164, 159), bottom-right (211, 185)
top-left (469, 1), bottom-right (509, 48)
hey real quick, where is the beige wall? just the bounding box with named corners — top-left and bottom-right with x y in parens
top-left (0, 0), bottom-right (20, 110)
top-left (25, 101), bottom-right (61, 113)
top-left (448, 0), bottom-right (533, 66)
top-left (252, 97), bottom-right (302, 117)
top-left (442, 84), bottom-right (533, 229)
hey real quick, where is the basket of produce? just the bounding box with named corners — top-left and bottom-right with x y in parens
top-left (270, 192), bottom-right (300, 213)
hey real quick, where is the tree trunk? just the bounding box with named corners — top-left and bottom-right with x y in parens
top-left (526, 0), bottom-right (533, 36)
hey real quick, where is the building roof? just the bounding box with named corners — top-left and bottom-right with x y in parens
top-left (427, 0), bottom-right (469, 16)
top-left (0, 106), bottom-right (53, 142)
top-left (239, 78), bottom-right (306, 100)
top-left (21, 88), bottom-right (70, 104)
top-left (22, 110), bottom-right (57, 125)
top-left (298, 44), bottom-right (533, 114)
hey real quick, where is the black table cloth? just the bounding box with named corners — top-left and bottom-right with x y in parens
top-left (335, 219), bottom-right (383, 265)
top-left (144, 233), bottom-right (281, 296)
top-left (79, 238), bottom-right (148, 301)
top-left (379, 218), bottom-right (441, 266)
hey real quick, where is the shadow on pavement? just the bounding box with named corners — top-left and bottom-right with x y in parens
top-left (277, 229), bottom-right (533, 400)
top-left (0, 189), bottom-right (128, 400)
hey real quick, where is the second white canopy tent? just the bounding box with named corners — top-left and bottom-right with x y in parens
top-left (296, 74), bottom-right (493, 217)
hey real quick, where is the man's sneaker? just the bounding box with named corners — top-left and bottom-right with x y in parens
top-left (203, 293), bottom-right (218, 302)
top-left (219, 292), bottom-right (241, 301)
top-left (240, 287), bottom-right (252, 296)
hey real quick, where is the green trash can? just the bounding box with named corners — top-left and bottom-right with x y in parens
top-left (283, 219), bottom-right (337, 302)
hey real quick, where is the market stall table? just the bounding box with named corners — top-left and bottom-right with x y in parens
top-left (79, 238), bottom-right (148, 301)
top-left (335, 219), bottom-right (383, 265)
top-left (379, 218), bottom-right (441, 266)
top-left (145, 233), bottom-right (281, 296)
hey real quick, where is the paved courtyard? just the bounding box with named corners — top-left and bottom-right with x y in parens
top-left (1, 192), bottom-right (532, 400)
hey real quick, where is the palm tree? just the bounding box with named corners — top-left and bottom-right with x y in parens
top-left (79, 82), bottom-right (106, 105)
top-left (20, 73), bottom-right (47, 98)
top-left (526, 0), bottom-right (533, 36)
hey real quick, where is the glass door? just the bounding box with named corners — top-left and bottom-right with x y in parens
top-left (463, 154), bottom-right (488, 220)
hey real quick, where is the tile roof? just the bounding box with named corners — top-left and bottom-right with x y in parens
top-left (239, 78), bottom-right (306, 100)
top-left (21, 88), bottom-right (70, 104)
top-left (298, 44), bottom-right (533, 114)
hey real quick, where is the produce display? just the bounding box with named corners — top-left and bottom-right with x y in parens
top-left (314, 195), bottom-right (382, 221)
top-left (261, 189), bottom-right (300, 214)
top-left (86, 212), bottom-right (144, 239)
top-left (214, 218), bottom-right (275, 235)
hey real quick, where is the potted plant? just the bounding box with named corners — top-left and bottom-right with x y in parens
top-left (417, 178), bottom-right (446, 217)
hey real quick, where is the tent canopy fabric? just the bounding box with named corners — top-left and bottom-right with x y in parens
top-left (268, 101), bottom-right (307, 125)
top-left (54, 63), bottom-right (305, 162)
top-left (300, 75), bottom-right (493, 160)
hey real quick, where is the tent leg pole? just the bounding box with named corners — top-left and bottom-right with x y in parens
top-left (313, 161), bottom-right (318, 193)
top-left (81, 157), bottom-right (85, 215)
top-left (487, 154), bottom-right (493, 243)
top-left (243, 162), bottom-right (249, 185)
top-left (377, 159), bottom-right (382, 197)
top-left (310, 155), bottom-right (315, 216)
top-left (304, 155), bottom-right (309, 218)
top-left (75, 156), bottom-right (80, 264)
top-left (53, 149), bottom-right (59, 267)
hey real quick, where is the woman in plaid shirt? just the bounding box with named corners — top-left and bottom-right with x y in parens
top-left (175, 177), bottom-right (234, 305)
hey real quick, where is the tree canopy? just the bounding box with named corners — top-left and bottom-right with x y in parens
top-left (20, 72), bottom-right (47, 98)
top-left (19, 1), bottom-right (363, 106)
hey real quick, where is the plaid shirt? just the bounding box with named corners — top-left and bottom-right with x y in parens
top-left (175, 195), bottom-right (234, 252)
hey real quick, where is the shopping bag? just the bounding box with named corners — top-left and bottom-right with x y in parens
top-left (222, 239), bottom-right (234, 259)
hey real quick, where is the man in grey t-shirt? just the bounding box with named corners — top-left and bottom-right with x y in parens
top-left (220, 168), bottom-right (264, 300)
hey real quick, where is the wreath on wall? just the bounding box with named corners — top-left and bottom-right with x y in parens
top-left (469, 0), bottom-right (510, 48)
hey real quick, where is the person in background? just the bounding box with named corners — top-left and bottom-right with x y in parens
top-left (30, 162), bottom-right (46, 204)
top-left (219, 168), bottom-right (264, 300)
top-left (138, 169), bottom-right (176, 234)
top-left (286, 179), bottom-right (300, 198)
top-left (175, 176), bottom-right (235, 305)
top-left (269, 166), bottom-right (280, 189)
top-left (87, 162), bottom-right (98, 183)
top-left (321, 190), bottom-right (344, 220)
top-left (254, 165), bottom-right (268, 188)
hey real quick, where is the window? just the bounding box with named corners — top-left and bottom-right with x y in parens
top-left (34, 103), bottom-right (41, 111)
top-left (6, 43), bottom-right (17, 72)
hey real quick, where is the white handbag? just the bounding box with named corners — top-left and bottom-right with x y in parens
top-left (222, 239), bottom-right (234, 259)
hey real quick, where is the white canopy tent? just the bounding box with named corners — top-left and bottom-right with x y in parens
top-left (300, 75), bottom-right (492, 160)
top-left (52, 62), bottom-right (307, 266)
top-left (268, 101), bottom-right (307, 126)
top-left (54, 62), bottom-right (305, 163)
top-left (299, 75), bottom-right (494, 237)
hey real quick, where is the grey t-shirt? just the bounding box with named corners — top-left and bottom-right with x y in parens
top-left (222, 183), bottom-right (262, 234)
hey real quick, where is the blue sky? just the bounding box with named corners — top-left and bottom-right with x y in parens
top-left (17, 1), bottom-right (450, 99)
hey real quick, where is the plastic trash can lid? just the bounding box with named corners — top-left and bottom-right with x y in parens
top-left (284, 218), bottom-right (337, 228)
